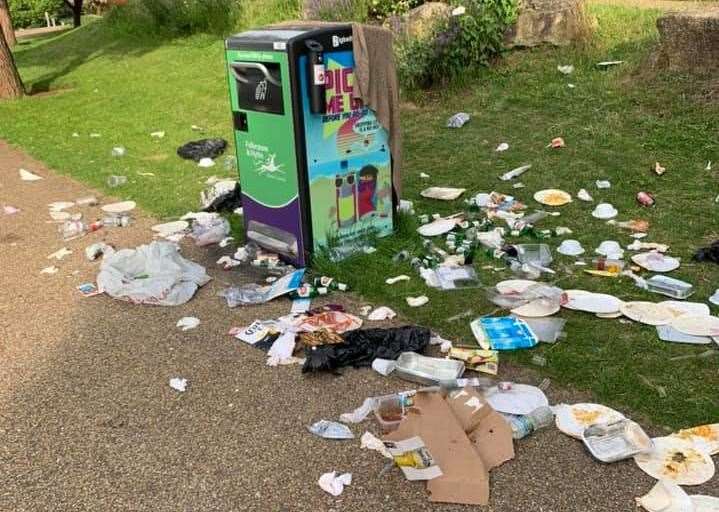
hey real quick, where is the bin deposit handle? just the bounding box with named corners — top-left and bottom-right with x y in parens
top-left (230, 62), bottom-right (280, 87)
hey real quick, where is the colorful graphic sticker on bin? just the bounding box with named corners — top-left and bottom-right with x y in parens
top-left (300, 50), bottom-right (394, 251)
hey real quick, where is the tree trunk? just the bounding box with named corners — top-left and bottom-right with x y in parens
top-left (65, 0), bottom-right (83, 28)
top-left (0, 0), bottom-right (16, 48)
top-left (0, 30), bottom-right (23, 99)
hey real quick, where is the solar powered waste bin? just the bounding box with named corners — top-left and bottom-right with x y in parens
top-left (225, 24), bottom-right (395, 267)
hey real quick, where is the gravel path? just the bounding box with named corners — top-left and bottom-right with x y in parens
top-left (1, 139), bottom-right (717, 511)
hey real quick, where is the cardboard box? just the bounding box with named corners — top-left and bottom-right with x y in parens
top-left (384, 391), bottom-right (490, 505)
top-left (446, 387), bottom-right (515, 470)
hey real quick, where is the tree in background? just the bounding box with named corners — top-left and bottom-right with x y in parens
top-left (0, 0), bottom-right (16, 47)
top-left (0, 27), bottom-right (23, 99)
top-left (63, 0), bottom-right (82, 26)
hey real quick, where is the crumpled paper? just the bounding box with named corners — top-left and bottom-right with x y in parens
top-left (318, 471), bottom-right (352, 496)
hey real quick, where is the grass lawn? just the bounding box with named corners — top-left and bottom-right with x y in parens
top-left (2, 2), bottom-right (718, 430)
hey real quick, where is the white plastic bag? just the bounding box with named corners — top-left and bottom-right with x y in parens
top-left (97, 241), bottom-right (210, 306)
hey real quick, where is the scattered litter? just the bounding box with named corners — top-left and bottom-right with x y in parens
top-left (706, 161), bottom-right (712, 171)
top-left (448, 347), bottom-right (498, 374)
top-left (636, 481), bottom-right (693, 512)
top-left (190, 215), bottom-right (230, 246)
top-left (631, 252), bottom-right (680, 272)
top-left (595, 240), bottom-right (624, 259)
top-left (500, 164), bottom-right (531, 181)
top-left (476, 317), bottom-right (538, 350)
top-left (557, 239), bottom-right (585, 256)
top-left (417, 216), bottom-right (461, 237)
top-left (384, 435), bottom-right (443, 481)
top-left (318, 471), bottom-right (352, 496)
top-left (627, 241), bottom-right (668, 253)
top-left (406, 295), bottom-right (429, 307)
top-left (102, 201), bottom-right (136, 214)
top-left (513, 182), bottom-right (525, 189)
top-left (77, 282), bottom-right (101, 297)
top-left (595, 180), bottom-right (611, 189)
top-left (137, 172), bottom-right (156, 177)
top-left (672, 424), bottom-right (719, 455)
top-left (3, 205), bottom-right (20, 215)
top-left (636, 191), bottom-right (655, 207)
top-left (150, 131), bottom-right (166, 138)
top-left (547, 137), bottom-right (565, 149)
top-left (368, 306), bottom-right (397, 321)
top-left (495, 142), bottom-right (509, 152)
top-left (296, 310), bottom-right (362, 334)
top-left (710, 289), bottom-right (719, 306)
top-left (420, 187), bottom-right (466, 201)
top-left (693, 240), bottom-right (719, 264)
top-left (419, 172), bottom-right (430, 179)
top-left (563, 291), bottom-right (622, 314)
top-left (177, 138), bottom-right (228, 162)
top-left (40, 266), bottom-right (58, 274)
top-left (176, 317), bottom-right (200, 331)
top-left (111, 146), bottom-right (126, 157)
top-left (634, 436), bottom-right (715, 485)
top-left (670, 314), bottom-right (719, 337)
top-left (596, 60), bottom-right (624, 68)
top-left (620, 301), bottom-right (676, 326)
top-left (19, 168), bottom-right (43, 181)
top-left (76, 196), bottom-right (98, 206)
top-left (89, 133), bottom-right (101, 138)
top-left (98, 241), bottom-right (211, 306)
top-left (267, 331), bottom-right (298, 366)
top-left (169, 377), bottom-right (188, 392)
top-left (645, 275), bottom-right (694, 299)
top-left (372, 358), bottom-right (397, 376)
top-left (303, 326), bottom-right (430, 373)
top-left (191, 125), bottom-right (204, 131)
top-left (557, 65), bottom-right (574, 75)
top-left (361, 431), bottom-right (392, 458)
top-left (221, 269), bottom-right (304, 307)
top-left (198, 157), bottom-right (215, 168)
top-left (308, 420), bottom-right (354, 440)
top-left (201, 180), bottom-right (241, 213)
top-left (568, 83), bottom-right (575, 88)
top-left (151, 220), bottom-right (189, 239)
top-left (485, 383), bottom-right (548, 415)
top-left (657, 324), bottom-right (711, 345)
top-left (534, 189), bottom-right (572, 206)
top-left (386, 275), bottom-right (410, 285)
top-left (394, 352), bottom-right (464, 385)
top-left (47, 247), bottom-right (72, 260)
top-left (106, 175), bottom-right (127, 188)
top-left (554, 403), bottom-right (625, 439)
top-left (583, 419), bottom-right (652, 463)
top-left (577, 188), bottom-right (593, 202)
top-left (592, 203), bottom-right (618, 220)
top-left (446, 112), bottom-right (470, 128)
top-left (653, 162), bottom-right (666, 176)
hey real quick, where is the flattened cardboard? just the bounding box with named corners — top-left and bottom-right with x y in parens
top-left (384, 392), bottom-right (490, 505)
top-left (447, 387), bottom-right (515, 470)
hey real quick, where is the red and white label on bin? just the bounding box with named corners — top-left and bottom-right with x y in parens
top-left (313, 64), bottom-right (326, 86)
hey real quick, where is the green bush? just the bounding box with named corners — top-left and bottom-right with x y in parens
top-left (8, 0), bottom-right (67, 28)
top-left (397, 0), bottom-right (518, 89)
top-left (106, 0), bottom-right (242, 37)
top-left (368, 0), bottom-right (422, 19)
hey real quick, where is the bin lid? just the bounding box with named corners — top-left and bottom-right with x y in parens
top-left (226, 24), bottom-right (351, 51)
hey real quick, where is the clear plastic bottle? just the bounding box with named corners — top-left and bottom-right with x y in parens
top-left (102, 215), bottom-right (131, 227)
top-left (507, 406), bottom-right (554, 440)
top-left (59, 220), bottom-right (102, 241)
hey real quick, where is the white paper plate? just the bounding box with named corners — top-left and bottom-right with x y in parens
top-left (49, 210), bottom-right (71, 221)
top-left (635, 436), bottom-right (715, 485)
top-left (671, 315), bottom-right (719, 337)
top-left (554, 403), bottom-right (625, 439)
top-left (496, 279), bottom-right (538, 295)
top-left (661, 301), bottom-right (710, 318)
top-left (671, 424), bottom-right (719, 456)
top-left (636, 481), bottom-right (693, 512)
top-left (417, 218), bottom-right (458, 237)
top-left (484, 384), bottom-right (549, 416)
top-left (511, 299), bottom-right (560, 318)
top-left (564, 293), bottom-right (622, 314)
top-left (534, 189), bottom-right (572, 206)
top-left (151, 220), bottom-right (189, 237)
top-left (48, 201), bottom-right (75, 211)
top-left (632, 252), bottom-right (680, 273)
top-left (101, 201), bottom-right (136, 214)
top-left (420, 187), bottom-right (466, 201)
top-left (596, 311), bottom-right (623, 319)
top-left (620, 302), bottom-right (676, 326)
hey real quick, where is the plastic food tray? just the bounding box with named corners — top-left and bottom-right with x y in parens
top-left (394, 352), bottom-right (465, 386)
top-left (582, 419), bottom-right (653, 463)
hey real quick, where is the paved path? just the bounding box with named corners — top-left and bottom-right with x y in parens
top-left (1, 139), bottom-right (717, 511)
top-left (15, 25), bottom-right (71, 40)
